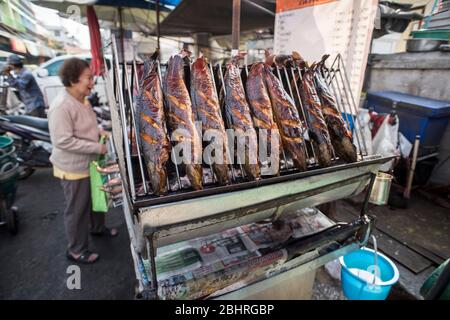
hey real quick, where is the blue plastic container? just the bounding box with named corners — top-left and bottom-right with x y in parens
top-left (366, 91), bottom-right (450, 147)
top-left (339, 247), bottom-right (399, 300)
top-left (342, 113), bottom-right (355, 132)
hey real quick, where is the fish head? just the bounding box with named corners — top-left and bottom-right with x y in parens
top-left (275, 54), bottom-right (293, 67)
top-left (264, 50), bottom-right (291, 67)
top-left (192, 54), bottom-right (208, 73)
top-left (250, 62), bottom-right (265, 76)
top-left (264, 49), bottom-right (276, 66)
top-left (230, 51), bottom-right (246, 66)
top-left (151, 49), bottom-right (160, 61)
top-left (141, 56), bottom-right (158, 86)
top-left (318, 54), bottom-right (330, 68)
top-left (291, 51), bottom-right (307, 68)
top-left (180, 48), bottom-right (192, 64)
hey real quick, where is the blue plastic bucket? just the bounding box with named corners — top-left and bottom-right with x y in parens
top-left (339, 247), bottom-right (399, 300)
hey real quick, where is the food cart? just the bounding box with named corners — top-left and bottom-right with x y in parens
top-left (104, 36), bottom-right (393, 300)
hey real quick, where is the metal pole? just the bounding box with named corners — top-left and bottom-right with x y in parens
top-left (232, 0), bottom-right (241, 55)
top-left (111, 36), bottom-right (136, 199)
top-left (123, 59), bottom-right (148, 195)
top-left (119, 7), bottom-right (125, 63)
top-left (361, 173), bottom-right (376, 218)
top-left (156, 0), bottom-right (161, 52)
top-left (404, 135), bottom-right (420, 199)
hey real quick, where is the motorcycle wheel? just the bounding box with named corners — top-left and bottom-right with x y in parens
top-left (1, 200), bottom-right (18, 235)
top-left (18, 165), bottom-right (35, 180)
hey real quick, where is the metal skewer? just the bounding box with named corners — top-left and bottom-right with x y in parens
top-left (294, 66), bottom-right (319, 164)
top-left (335, 55), bottom-right (368, 155)
top-left (218, 63), bottom-right (246, 180)
top-left (209, 63), bottom-right (236, 182)
top-left (123, 56), bottom-right (148, 195)
top-left (111, 37), bottom-right (136, 199)
top-left (156, 60), bottom-right (183, 191)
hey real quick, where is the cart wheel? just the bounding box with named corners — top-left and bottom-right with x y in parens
top-left (2, 201), bottom-right (18, 235)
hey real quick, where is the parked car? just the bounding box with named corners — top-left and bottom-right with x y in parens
top-left (33, 54), bottom-right (112, 108)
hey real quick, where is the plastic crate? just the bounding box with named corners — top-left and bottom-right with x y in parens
top-left (366, 91), bottom-right (450, 146)
top-left (411, 29), bottom-right (450, 40)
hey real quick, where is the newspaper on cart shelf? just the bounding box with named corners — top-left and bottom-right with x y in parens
top-left (144, 207), bottom-right (335, 299)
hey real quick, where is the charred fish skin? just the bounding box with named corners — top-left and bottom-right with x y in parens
top-left (137, 53), bottom-right (170, 195)
top-left (164, 50), bottom-right (203, 190)
top-left (224, 56), bottom-right (261, 180)
top-left (262, 63), bottom-right (308, 172)
top-left (246, 62), bottom-right (281, 176)
top-left (191, 55), bottom-right (230, 185)
top-left (313, 67), bottom-right (357, 163)
top-left (298, 69), bottom-right (334, 168)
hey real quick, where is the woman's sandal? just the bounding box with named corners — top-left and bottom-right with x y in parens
top-left (90, 227), bottom-right (118, 238)
top-left (66, 250), bottom-right (99, 264)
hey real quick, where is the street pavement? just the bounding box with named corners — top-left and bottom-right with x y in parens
top-left (0, 168), bottom-right (136, 299)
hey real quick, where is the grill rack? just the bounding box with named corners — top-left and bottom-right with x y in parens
top-left (104, 38), bottom-right (396, 300)
top-left (107, 37), bottom-right (370, 206)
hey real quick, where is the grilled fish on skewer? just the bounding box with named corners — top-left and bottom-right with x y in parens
top-left (287, 52), bottom-right (334, 167)
top-left (103, 176), bottom-right (122, 188)
top-left (100, 185), bottom-right (123, 195)
top-left (96, 163), bottom-right (119, 174)
top-left (164, 49), bottom-right (203, 190)
top-left (299, 68), bottom-right (334, 167)
top-left (314, 55), bottom-right (357, 163)
top-left (191, 55), bottom-right (230, 185)
top-left (262, 63), bottom-right (308, 171)
top-left (223, 54), bottom-right (260, 180)
top-left (137, 51), bottom-right (171, 195)
top-left (246, 62), bottom-right (280, 175)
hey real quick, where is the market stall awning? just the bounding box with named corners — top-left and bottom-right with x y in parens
top-left (87, 6), bottom-right (104, 76)
top-left (155, 0), bottom-right (275, 36)
top-left (33, 0), bottom-right (175, 33)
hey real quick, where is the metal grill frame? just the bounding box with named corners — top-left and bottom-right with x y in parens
top-left (104, 38), bottom-right (395, 300)
top-left (108, 39), bottom-right (373, 206)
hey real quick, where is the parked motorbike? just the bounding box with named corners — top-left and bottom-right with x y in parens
top-left (0, 115), bottom-right (52, 179)
top-left (0, 74), bottom-right (26, 116)
top-left (89, 91), bottom-right (112, 130)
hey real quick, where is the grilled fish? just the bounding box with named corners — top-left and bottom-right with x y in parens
top-left (299, 68), bottom-right (334, 167)
top-left (314, 56), bottom-right (357, 163)
top-left (164, 50), bottom-right (203, 190)
top-left (286, 52), bottom-right (334, 167)
top-left (246, 62), bottom-right (280, 175)
top-left (96, 163), bottom-right (119, 174)
top-left (262, 63), bottom-right (308, 171)
top-left (223, 55), bottom-right (260, 180)
top-left (137, 51), bottom-right (171, 195)
top-left (191, 55), bottom-right (230, 185)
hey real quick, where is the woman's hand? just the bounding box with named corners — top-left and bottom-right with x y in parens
top-left (100, 130), bottom-right (111, 139)
top-left (100, 144), bottom-right (108, 155)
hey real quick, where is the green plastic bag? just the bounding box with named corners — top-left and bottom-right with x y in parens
top-left (90, 136), bottom-right (109, 213)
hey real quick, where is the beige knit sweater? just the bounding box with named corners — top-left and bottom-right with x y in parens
top-left (48, 89), bottom-right (103, 175)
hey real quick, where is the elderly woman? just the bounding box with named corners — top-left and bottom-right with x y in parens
top-left (48, 58), bottom-right (117, 264)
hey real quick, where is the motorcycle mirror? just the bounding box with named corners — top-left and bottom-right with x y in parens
top-left (37, 69), bottom-right (49, 78)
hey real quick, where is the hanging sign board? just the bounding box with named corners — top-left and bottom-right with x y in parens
top-left (274, 0), bottom-right (378, 102)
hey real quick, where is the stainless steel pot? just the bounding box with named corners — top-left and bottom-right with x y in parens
top-left (369, 172), bottom-right (393, 205)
